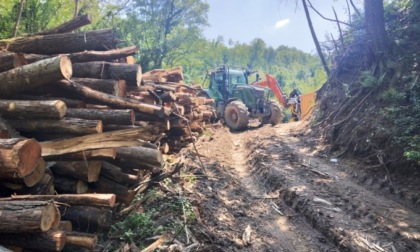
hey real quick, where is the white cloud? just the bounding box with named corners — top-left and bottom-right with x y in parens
top-left (275, 19), bottom-right (290, 29)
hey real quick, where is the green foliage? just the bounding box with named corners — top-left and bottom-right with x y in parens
top-left (111, 211), bottom-right (155, 244)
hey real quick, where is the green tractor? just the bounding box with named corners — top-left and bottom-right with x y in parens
top-left (200, 65), bottom-right (282, 130)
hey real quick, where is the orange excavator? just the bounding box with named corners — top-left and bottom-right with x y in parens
top-left (253, 74), bottom-right (316, 121)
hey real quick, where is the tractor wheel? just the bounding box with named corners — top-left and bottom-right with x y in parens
top-left (261, 101), bottom-right (282, 126)
top-left (224, 100), bottom-right (249, 130)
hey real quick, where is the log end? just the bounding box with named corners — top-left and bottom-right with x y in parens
top-left (87, 161), bottom-right (102, 183)
top-left (23, 158), bottom-right (46, 187)
top-left (76, 180), bottom-right (88, 194)
top-left (40, 203), bottom-right (58, 231)
top-left (50, 230), bottom-right (66, 251)
top-left (136, 65), bottom-right (142, 87)
top-left (54, 100), bottom-right (67, 119)
top-left (60, 56), bottom-right (73, 79)
top-left (17, 139), bottom-right (42, 177)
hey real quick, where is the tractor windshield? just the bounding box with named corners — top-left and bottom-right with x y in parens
top-left (228, 70), bottom-right (247, 85)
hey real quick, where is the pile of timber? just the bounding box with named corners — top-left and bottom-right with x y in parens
top-left (0, 14), bottom-right (214, 251)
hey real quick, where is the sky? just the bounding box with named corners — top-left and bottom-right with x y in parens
top-left (203, 0), bottom-right (363, 54)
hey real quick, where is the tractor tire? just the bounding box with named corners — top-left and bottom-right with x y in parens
top-left (261, 101), bottom-right (282, 126)
top-left (224, 100), bottom-right (249, 131)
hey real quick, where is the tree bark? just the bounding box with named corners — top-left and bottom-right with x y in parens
top-left (60, 205), bottom-right (111, 233)
top-left (0, 138), bottom-right (41, 179)
top-left (0, 56), bottom-right (72, 98)
top-left (143, 66), bottom-right (184, 83)
top-left (33, 14), bottom-right (92, 36)
top-left (69, 46), bottom-right (138, 63)
top-left (72, 61), bottom-right (142, 86)
top-left (89, 176), bottom-right (135, 205)
top-left (6, 117), bottom-right (102, 135)
top-left (39, 128), bottom-right (158, 156)
top-left (53, 173), bottom-right (88, 194)
top-left (0, 100), bottom-right (66, 119)
top-left (0, 51), bottom-right (27, 72)
top-left (65, 108), bottom-right (135, 125)
top-left (302, 0), bottom-right (330, 76)
top-left (0, 230), bottom-right (65, 251)
top-left (116, 146), bottom-right (163, 167)
top-left (0, 28), bottom-right (116, 54)
top-left (12, 0), bottom-right (25, 37)
top-left (68, 78), bottom-right (126, 97)
top-left (56, 79), bottom-right (171, 117)
top-left (101, 161), bottom-right (139, 186)
top-left (0, 201), bottom-right (58, 232)
top-left (50, 160), bottom-right (102, 182)
top-left (364, 0), bottom-right (388, 62)
top-left (1, 193), bottom-right (116, 208)
top-left (11, 95), bottom-right (86, 108)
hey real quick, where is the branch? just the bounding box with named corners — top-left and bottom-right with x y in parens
top-left (332, 7), bottom-right (345, 47)
top-left (306, 0), bottom-right (352, 27)
top-left (349, 0), bottom-right (362, 19)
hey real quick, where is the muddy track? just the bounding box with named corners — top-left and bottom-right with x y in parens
top-left (185, 123), bottom-right (420, 251)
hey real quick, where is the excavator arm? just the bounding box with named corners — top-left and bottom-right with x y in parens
top-left (253, 74), bottom-right (288, 107)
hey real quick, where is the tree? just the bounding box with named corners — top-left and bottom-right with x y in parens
top-left (364, 0), bottom-right (388, 63)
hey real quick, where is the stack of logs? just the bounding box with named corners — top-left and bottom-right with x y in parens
top-left (0, 14), bottom-right (214, 251)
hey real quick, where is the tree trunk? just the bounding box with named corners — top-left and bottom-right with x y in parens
top-left (65, 231), bottom-right (97, 250)
top-left (60, 205), bottom-right (111, 233)
top-left (0, 100), bottom-right (67, 119)
top-left (65, 108), bottom-right (135, 125)
top-left (0, 28), bottom-right (116, 54)
top-left (39, 128), bottom-right (158, 156)
top-left (50, 161), bottom-right (102, 182)
top-left (56, 79), bottom-right (171, 117)
top-left (57, 221), bottom-right (73, 232)
top-left (0, 201), bottom-right (58, 232)
top-left (6, 117), bottom-right (102, 135)
top-left (89, 176), bottom-right (136, 205)
top-left (9, 158), bottom-right (46, 187)
top-left (0, 56), bottom-right (72, 98)
top-left (53, 173), bottom-right (88, 194)
top-left (18, 168), bottom-right (55, 195)
top-left (44, 148), bottom-right (116, 161)
top-left (302, 0), bottom-right (330, 76)
top-left (69, 46), bottom-right (138, 63)
top-left (1, 193), bottom-right (116, 208)
top-left (116, 146), bottom-right (163, 167)
top-left (364, 0), bottom-right (388, 63)
top-left (0, 51), bottom-right (27, 72)
top-left (33, 14), bottom-right (92, 36)
top-left (72, 61), bottom-right (142, 86)
top-left (101, 161), bottom-right (139, 186)
top-left (0, 230), bottom-right (65, 251)
top-left (142, 66), bottom-right (184, 83)
top-left (74, 0), bottom-right (79, 18)
top-left (11, 95), bottom-right (87, 108)
top-left (12, 0), bottom-right (25, 37)
top-left (68, 78), bottom-right (126, 97)
top-left (0, 138), bottom-right (41, 179)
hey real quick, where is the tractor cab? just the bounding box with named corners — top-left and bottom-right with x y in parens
top-left (207, 66), bottom-right (249, 102)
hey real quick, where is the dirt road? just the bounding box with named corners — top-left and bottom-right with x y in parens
top-left (182, 122), bottom-right (420, 252)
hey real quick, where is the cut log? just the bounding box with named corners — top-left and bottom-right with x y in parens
top-left (39, 128), bottom-right (159, 156)
top-left (65, 108), bottom-right (135, 125)
top-left (101, 161), bottom-right (138, 186)
top-left (44, 148), bottom-right (116, 161)
top-left (116, 146), bottom-right (163, 167)
top-left (6, 117), bottom-right (102, 135)
top-left (0, 51), bottom-right (26, 72)
top-left (65, 231), bottom-right (97, 250)
top-left (18, 168), bottom-right (55, 195)
top-left (1, 193), bottom-right (116, 208)
top-left (60, 205), bottom-right (111, 233)
top-left (56, 79), bottom-right (171, 117)
top-left (68, 45), bottom-right (138, 63)
top-left (0, 230), bottom-right (66, 251)
top-left (50, 161), bottom-right (102, 182)
top-left (0, 138), bottom-right (41, 179)
top-left (21, 158), bottom-right (46, 187)
top-left (89, 176), bottom-right (135, 205)
top-left (53, 173), bottom-right (88, 194)
top-left (72, 61), bottom-right (142, 86)
top-left (0, 118), bottom-right (19, 138)
top-left (32, 14), bottom-right (92, 36)
top-left (0, 28), bottom-right (116, 54)
top-left (0, 100), bottom-right (67, 119)
top-left (0, 201), bottom-right (58, 232)
top-left (143, 66), bottom-right (183, 83)
top-left (57, 221), bottom-right (73, 232)
top-left (69, 78), bottom-right (126, 97)
top-left (0, 56), bottom-right (72, 98)
top-left (11, 94), bottom-right (87, 108)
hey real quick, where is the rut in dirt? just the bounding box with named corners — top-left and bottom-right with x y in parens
top-left (188, 123), bottom-right (420, 252)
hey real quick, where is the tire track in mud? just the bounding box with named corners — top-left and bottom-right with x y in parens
top-left (193, 126), bottom-right (336, 251)
top-left (245, 124), bottom-right (420, 252)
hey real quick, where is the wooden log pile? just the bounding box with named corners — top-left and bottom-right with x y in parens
top-left (0, 14), bottom-right (214, 251)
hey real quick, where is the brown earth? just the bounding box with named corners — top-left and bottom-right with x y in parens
top-left (176, 120), bottom-right (420, 252)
